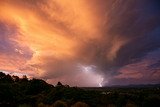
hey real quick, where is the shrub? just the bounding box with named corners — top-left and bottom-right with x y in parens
top-left (52, 100), bottom-right (68, 107)
top-left (38, 102), bottom-right (49, 107)
top-left (72, 102), bottom-right (89, 107)
top-left (18, 104), bottom-right (31, 107)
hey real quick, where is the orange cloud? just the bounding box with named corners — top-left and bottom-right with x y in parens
top-left (0, 0), bottom-right (109, 86)
top-left (2, 0), bottom-right (157, 86)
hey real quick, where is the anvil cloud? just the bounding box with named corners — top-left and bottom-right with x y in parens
top-left (0, 0), bottom-right (160, 86)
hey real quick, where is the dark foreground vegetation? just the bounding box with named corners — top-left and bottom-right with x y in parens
top-left (0, 72), bottom-right (160, 107)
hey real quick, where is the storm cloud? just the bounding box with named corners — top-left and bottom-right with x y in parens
top-left (0, 0), bottom-right (160, 86)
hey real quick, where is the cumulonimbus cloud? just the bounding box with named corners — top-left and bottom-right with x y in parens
top-left (0, 0), bottom-right (160, 86)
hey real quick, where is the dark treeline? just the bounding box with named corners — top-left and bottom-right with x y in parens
top-left (0, 72), bottom-right (160, 107)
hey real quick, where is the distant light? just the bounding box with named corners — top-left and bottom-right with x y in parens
top-left (78, 64), bottom-right (104, 87)
top-left (98, 77), bottom-right (104, 87)
top-left (99, 83), bottom-right (102, 87)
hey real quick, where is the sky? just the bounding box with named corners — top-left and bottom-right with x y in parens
top-left (0, 0), bottom-right (160, 87)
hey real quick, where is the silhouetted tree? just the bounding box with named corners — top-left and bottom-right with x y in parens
top-left (0, 72), bottom-right (6, 79)
top-left (0, 72), bottom-right (13, 83)
top-left (56, 82), bottom-right (63, 87)
top-left (27, 78), bottom-right (52, 95)
top-left (12, 75), bottom-right (20, 82)
top-left (0, 72), bottom-right (160, 107)
top-left (52, 100), bottom-right (68, 107)
top-left (21, 75), bottom-right (28, 82)
top-left (72, 102), bottom-right (89, 107)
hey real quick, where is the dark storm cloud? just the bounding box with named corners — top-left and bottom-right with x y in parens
top-left (108, 1), bottom-right (160, 69)
top-left (108, 0), bottom-right (160, 64)
top-left (110, 48), bottom-right (160, 85)
top-left (107, 0), bottom-right (160, 85)
top-left (76, 0), bottom-right (160, 85)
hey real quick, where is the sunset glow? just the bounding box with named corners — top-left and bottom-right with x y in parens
top-left (0, 0), bottom-right (160, 86)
